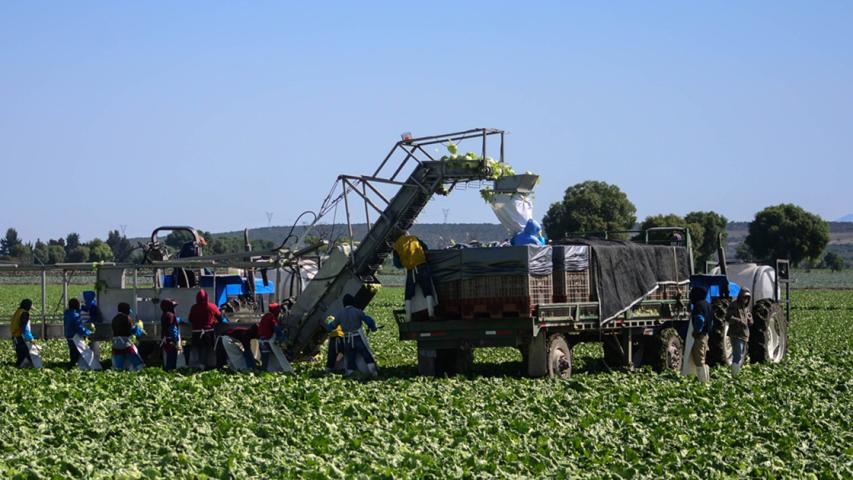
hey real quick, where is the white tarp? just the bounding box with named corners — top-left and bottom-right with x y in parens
top-left (274, 259), bottom-right (319, 301)
top-left (713, 263), bottom-right (778, 304)
top-left (489, 193), bottom-right (534, 236)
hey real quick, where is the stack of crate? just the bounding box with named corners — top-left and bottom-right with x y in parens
top-left (552, 245), bottom-right (592, 303)
top-left (647, 282), bottom-right (689, 301)
top-left (428, 246), bottom-right (553, 319)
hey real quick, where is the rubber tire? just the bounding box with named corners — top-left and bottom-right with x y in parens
top-left (708, 297), bottom-right (733, 367)
top-left (749, 300), bottom-right (788, 364)
top-left (546, 334), bottom-right (572, 379)
top-left (647, 328), bottom-right (683, 372)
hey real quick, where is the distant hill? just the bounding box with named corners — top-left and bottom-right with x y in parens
top-left (186, 221), bottom-right (853, 262)
top-left (216, 223), bottom-right (510, 249)
top-left (838, 214), bottom-right (853, 222)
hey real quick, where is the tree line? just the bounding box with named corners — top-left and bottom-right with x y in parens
top-left (542, 180), bottom-right (836, 270)
top-left (0, 228), bottom-right (276, 266)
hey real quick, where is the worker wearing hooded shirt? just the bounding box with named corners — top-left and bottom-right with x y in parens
top-left (160, 299), bottom-right (181, 371)
top-left (325, 294), bottom-right (378, 377)
top-left (111, 302), bottom-right (145, 371)
top-left (63, 298), bottom-right (92, 368)
top-left (10, 299), bottom-right (37, 368)
top-left (188, 289), bottom-right (222, 369)
top-left (257, 303), bottom-right (290, 371)
top-left (218, 324), bottom-right (258, 371)
top-left (689, 286), bottom-right (714, 383)
top-left (511, 219), bottom-right (546, 247)
top-left (393, 232), bottom-right (435, 320)
top-left (726, 288), bottom-right (753, 377)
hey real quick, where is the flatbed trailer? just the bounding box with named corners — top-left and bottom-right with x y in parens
top-left (397, 295), bottom-right (691, 378)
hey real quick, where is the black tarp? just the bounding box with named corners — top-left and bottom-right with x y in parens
top-left (426, 246), bottom-right (553, 283)
top-left (562, 239), bottom-right (691, 323)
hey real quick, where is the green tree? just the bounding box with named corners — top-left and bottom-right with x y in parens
top-left (0, 228), bottom-right (22, 256)
top-left (637, 214), bottom-right (705, 263)
top-left (823, 251), bottom-right (845, 272)
top-left (65, 233), bottom-right (80, 252)
top-left (106, 230), bottom-right (133, 261)
top-left (88, 238), bottom-right (114, 262)
top-left (33, 240), bottom-right (49, 265)
top-left (745, 204), bottom-right (828, 266)
top-left (736, 242), bottom-right (754, 262)
top-left (47, 245), bottom-right (66, 264)
top-left (165, 230), bottom-right (196, 250)
top-left (543, 181), bottom-right (637, 240)
top-left (9, 243), bottom-right (33, 263)
top-left (66, 246), bottom-right (91, 263)
top-left (684, 211), bottom-right (728, 267)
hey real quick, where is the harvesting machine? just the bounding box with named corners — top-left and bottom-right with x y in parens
top-left (0, 128), bottom-right (791, 377)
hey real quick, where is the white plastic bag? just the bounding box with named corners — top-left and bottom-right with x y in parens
top-left (681, 323), bottom-right (697, 378)
top-left (489, 193), bottom-right (534, 236)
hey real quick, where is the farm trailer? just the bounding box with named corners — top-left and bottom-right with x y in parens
top-left (394, 229), bottom-right (792, 378)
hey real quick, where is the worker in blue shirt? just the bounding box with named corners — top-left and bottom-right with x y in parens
top-left (324, 294), bottom-right (378, 377)
top-left (689, 286), bottom-right (714, 383)
top-left (64, 299), bottom-right (91, 368)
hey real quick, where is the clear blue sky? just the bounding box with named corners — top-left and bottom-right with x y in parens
top-left (1, 1), bottom-right (851, 242)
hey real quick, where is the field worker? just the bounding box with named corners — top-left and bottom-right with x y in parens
top-left (687, 286), bottom-right (713, 383)
top-left (189, 289), bottom-right (223, 369)
top-left (79, 291), bottom-right (104, 363)
top-left (217, 324), bottom-right (258, 372)
top-left (64, 298), bottom-right (89, 368)
top-left (325, 294), bottom-right (379, 377)
top-left (160, 299), bottom-right (182, 371)
top-left (393, 231), bottom-right (435, 320)
top-left (726, 288), bottom-right (753, 377)
top-left (257, 303), bottom-right (292, 372)
top-left (10, 299), bottom-right (41, 369)
top-left (511, 219), bottom-right (546, 247)
top-left (325, 324), bottom-right (345, 373)
top-left (111, 302), bottom-right (145, 371)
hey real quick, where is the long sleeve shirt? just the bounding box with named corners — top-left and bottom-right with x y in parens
top-left (325, 306), bottom-right (377, 335)
top-left (691, 300), bottom-right (714, 335)
top-left (63, 309), bottom-right (91, 338)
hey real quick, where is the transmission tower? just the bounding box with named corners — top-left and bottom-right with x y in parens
top-left (265, 212), bottom-right (274, 226)
top-left (442, 209), bottom-right (450, 223)
top-left (119, 225), bottom-right (127, 236)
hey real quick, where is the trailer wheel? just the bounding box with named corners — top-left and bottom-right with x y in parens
top-left (649, 328), bottom-right (683, 372)
top-left (749, 300), bottom-right (788, 364)
top-left (708, 298), bottom-right (733, 367)
top-left (546, 334), bottom-right (572, 379)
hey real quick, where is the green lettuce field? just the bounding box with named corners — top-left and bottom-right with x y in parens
top-left (1, 288), bottom-right (851, 478)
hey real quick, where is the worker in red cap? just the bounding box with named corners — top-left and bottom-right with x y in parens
top-left (188, 289), bottom-right (223, 369)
